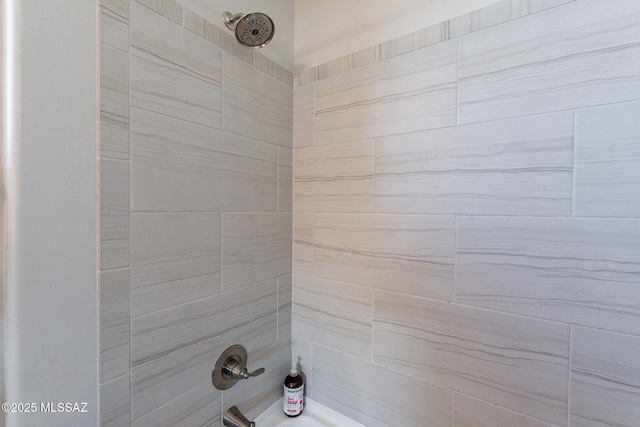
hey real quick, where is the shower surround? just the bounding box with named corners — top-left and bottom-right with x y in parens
top-left (95, 0), bottom-right (640, 426)
top-left (98, 0), bottom-right (293, 425)
top-left (292, 0), bottom-right (640, 426)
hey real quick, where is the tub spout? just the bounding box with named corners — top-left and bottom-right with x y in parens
top-left (223, 406), bottom-right (256, 427)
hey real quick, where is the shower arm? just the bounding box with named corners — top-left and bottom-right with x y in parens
top-left (223, 12), bottom-right (245, 30)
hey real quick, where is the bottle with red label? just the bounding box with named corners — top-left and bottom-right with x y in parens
top-left (283, 367), bottom-right (304, 417)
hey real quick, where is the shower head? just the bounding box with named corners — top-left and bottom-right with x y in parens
top-left (222, 11), bottom-right (275, 49)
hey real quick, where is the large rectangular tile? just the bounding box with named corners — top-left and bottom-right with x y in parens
top-left (100, 158), bottom-right (130, 271)
top-left (292, 213), bottom-right (314, 276)
top-left (293, 276), bottom-right (372, 359)
top-left (459, 0), bottom-right (640, 123)
top-left (131, 281), bottom-right (277, 420)
top-left (570, 327), bottom-right (640, 427)
top-left (277, 275), bottom-right (292, 341)
top-left (222, 213), bottom-right (292, 291)
top-left (100, 43), bottom-right (130, 160)
top-left (291, 337), bottom-right (314, 399)
top-left (135, 0), bottom-right (182, 24)
top-left (99, 269), bottom-right (130, 383)
top-left (130, 108), bottom-right (277, 212)
top-left (181, 7), bottom-right (222, 46)
top-left (100, 374), bottom-right (131, 427)
top-left (375, 112), bottom-right (573, 216)
top-left (223, 52), bottom-right (293, 148)
top-left (315, 39), bottom-right (457, 145)
top-left (131, 1), bottom-right (222, 127)
top-left (132, 382), bottom-right (220, 427)
top-left (293, 83), bottom-right (314, 149)
top-left (455, 216), bottom-right (640, 336)
top-left (453, 393), bottom-right (555, 427)
top-left (575, 101), bottom-right (640, 217)
top-left (313, 344), bottom-right (452, 427)
top-left (314, 214), bottom-right (455, 300)
top-left (374, 291), bottom-right (570, 425)
top-left (131, 212), bottom-right (221, 316)
top-left (100, 0), bottom-right (129, 52)
top-left (294, 140), bottom-right (375, 213)
top-left (278, 148), bottom-right (292, 212)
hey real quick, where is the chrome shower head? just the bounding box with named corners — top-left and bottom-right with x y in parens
top-left (222, 12), bottom-right (275, 49)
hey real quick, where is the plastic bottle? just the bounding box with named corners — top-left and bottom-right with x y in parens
top-left (283, 367), bottom-right (304, 417)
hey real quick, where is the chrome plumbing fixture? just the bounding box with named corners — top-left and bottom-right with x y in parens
top-left (223, 406), bottom-right (255, 427)
top-left (212, 344), bottom-right (265, 390)
top-left (222, 11), bottom-right (275, 48)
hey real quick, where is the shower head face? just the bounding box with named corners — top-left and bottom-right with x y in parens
top-left (234, 13), bottom-right (275, 49)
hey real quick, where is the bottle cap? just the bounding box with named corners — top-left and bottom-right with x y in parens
top-left (290, 367), bottom-right (297, 376)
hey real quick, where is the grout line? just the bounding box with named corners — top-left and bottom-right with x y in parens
top-left (567, 325), bottom-right (573, 426)
top-left (572, 110), bottom-right (578, 217)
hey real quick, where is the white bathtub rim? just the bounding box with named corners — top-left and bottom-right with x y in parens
top-left (254, 397), bottom-right (367, 427)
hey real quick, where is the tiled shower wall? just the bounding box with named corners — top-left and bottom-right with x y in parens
top-left (292, 0), bottom-right (640, 426)
top-left (98, 0), bottom-right (293, 425)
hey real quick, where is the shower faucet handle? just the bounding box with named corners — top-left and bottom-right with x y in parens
top-left (223, 356), bottom-right (265, 380)
top-left (213, 345), bottom-right (266, 390)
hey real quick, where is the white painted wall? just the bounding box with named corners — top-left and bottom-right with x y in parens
top-left (294, 0), bottom-right (504, 70)
top-left (3, 0), bottom-right (98, 425)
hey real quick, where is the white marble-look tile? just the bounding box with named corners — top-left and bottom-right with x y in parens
top-left (100, 34), bottom-right (130, 161)
top-left (99, 158), bottom-right (130, 271)
top-left (453, 393), bottom-right (556, 427)
top-left (511, 0), bottom-right (576, 19)
top-left (448, 0), bottom-right (511, 39)
top-left (293, 276), bottom-right (372, 359)
top-left (293, 83), bottom-right (314, 149)
top-left (277, 275), bottom-right (292, 341)
top-left (375, 112), bottom-right (573, 216)
top-left (130, 107), bottom-right (277, 212)
top-left (313, 344), bottom-right (452, 427)
top-left (223, 340), bottom-right (292, 421)
top-left (379, 32), bottom-right (414, 61)
top-left (99, 269), bottom-right (130, 383)
top-left (292, 213), bottom-right (314, 276)
top-left (316, 56), bottom-right (348, 81)
top-left (100, 373), bottom-right (131, 427)
top-left (222, 213), bottom-right (292, 291)
top-left (135, 0), bottom-right (182, 25)
top-left (291, 336), bottom-right (314, 399)
top-left (575, 101), bottom-right (640, 217)
top-left (278, 147), bottom-right (292, 212)
top-left (455, 216), bottom-right (640, 336)
top-left (131, 280), bottom-right (277, 420)
top-left (315, 39), bottom-right (457, 145)
top-left (223, 52), bottom-right (293, 148)
top-left (294, 140), bottom-right (375, 213)
top-left (181, 7), bottom-right (222, 46)
top-left (132, 381), bottom-right (220, 427)
top-left (314, 214), bottom-right (456, 300)
top-left (459, 0), bottom-right (640, 124)
top-left (253, 52), bottom-right (294, 86)
top-left (130, 1), bottom-right (222, 128)
top-left (295, 68), bottom-right (317, 86)
top-left (130, 212), bottom-right (221, 317)
top-left (374, 290), bottom-right (570, 425)
top-left (100, 0), bottom-right (129, 52)
top-left (221, 31), bottom-right (254, 65)
top-left (570, 327), bottom-right (640, 427)
top-left (413, 22), bottom-right (450, 50)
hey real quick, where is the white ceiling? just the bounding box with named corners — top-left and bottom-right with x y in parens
top-left (177, 1), bottom-right (503, 72)
top-left (294, 0), bottom-right (503, 71)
